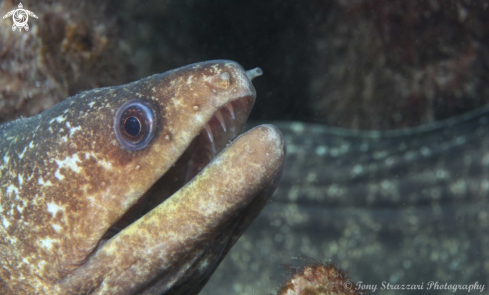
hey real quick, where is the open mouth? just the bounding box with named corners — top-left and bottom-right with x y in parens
top-left (185, 99), bottom-right (244, 182)
top-left (101, 93), bottom-right (255, 245)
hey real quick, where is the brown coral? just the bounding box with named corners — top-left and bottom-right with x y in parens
top-left (276, 257), bottom-right (364, 295)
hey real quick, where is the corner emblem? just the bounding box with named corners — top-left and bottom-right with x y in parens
top-left (2, 3), bottom-right (38, 32)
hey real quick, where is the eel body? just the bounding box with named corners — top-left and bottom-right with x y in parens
top-left (0, 60), bottom-right (285, 294)
top-left (207, 109), bottom-right (489, 294)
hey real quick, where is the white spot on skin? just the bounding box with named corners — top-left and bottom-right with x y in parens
top-left (385, 157), bottom-right (395, 166)
top-left (454, 136), bottom-right (466, 145)
top-left (54, 115), bottom-right (67, 123)
top-left (360, 143), bottom-right (369, 152)
top-left (327, 184), bottom-right (343, 197)
top-left (86, 152), bottom-right (112, 170)
top-left (351, 164), bottom-right (363, 176)
top-left (2, 217), bottom-right (10, 228)
top-left (436, 169), bottom-right (448, 179)
top-left (6, 185), bottom-right (18, 197)
top-left (38, 177), bottom-right (53, 186)
top-left (306, 172), bottom-right (317, 183)
top-left (420, 146), bottom-right (431, 157)
top-left (47, 202), bottom-right (63, 218)
top-left (481, 180), bottom-right (489, 192)
top-left (373, 150), bottom-right (388, 160)
top-left (330, 148), bottom-right (339, 157)
top-left (450, 179), bottom-right (467, 195)
top-left (40, 238), bottom-right (56, 250)
top-left (194, 115), bottom-right (204, 124)
top-left (54, 170), bottom-right (64, 180)
top-left (70, 126), bottom-right (82, 137)
top-left (51, 224), bottom-right (62, 233)
top-left (18, 175), bottom-right (23, 186)
top-left (404, 151), bottom-right (417, 161)
top-left (98, 159), bottom-right (112, 170)
top-left (29, 141), bottom-right (34, 148)
top-left (291, 122), bottom-right (305, 134)
top-left (339, 142), bottom-right (350, 154)
top-left (88, 102), bottom-right (96, 108)
top-left (54, 154), bottom-right (82, 180)
top-left (66, 122), bottom-right (71, 128)
top-left (315, 146), bottom-right (327, 156)
top-left (18, 146), bottom-right (27, 159)
top-left (381, 180), bottom-right (396, 191)
top-left (482, 153), bottom-right (489, 166)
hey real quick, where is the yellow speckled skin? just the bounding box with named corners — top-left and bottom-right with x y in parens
top-left (0, 60), bottom-right (285, 294)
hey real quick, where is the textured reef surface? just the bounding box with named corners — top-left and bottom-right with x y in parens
top-left (0, 0), bottom-right (131, 124)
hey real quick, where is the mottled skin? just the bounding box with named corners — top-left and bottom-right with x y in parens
top-left (0, 60), bottom-right (285, 294)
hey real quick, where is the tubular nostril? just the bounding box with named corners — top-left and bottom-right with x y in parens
top-left (246, 67), bottom-right (263, 81)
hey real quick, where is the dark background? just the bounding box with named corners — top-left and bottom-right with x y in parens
top-left (3, 0), bottom-right (488, 129)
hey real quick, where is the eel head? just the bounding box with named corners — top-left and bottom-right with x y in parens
top-left (0, 60), bottom-right (285, 294)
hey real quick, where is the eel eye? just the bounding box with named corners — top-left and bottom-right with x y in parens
top-left (114, 99), bottom-right (156, 151)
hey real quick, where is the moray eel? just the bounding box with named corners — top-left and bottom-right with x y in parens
top-left (0, 60), bottom-right (286, 294)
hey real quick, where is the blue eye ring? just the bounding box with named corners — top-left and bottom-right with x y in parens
top-left (114, 99), bottom-right (156, 151)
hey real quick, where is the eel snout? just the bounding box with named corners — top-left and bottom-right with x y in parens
top-left (51, 124), bottom-right (286, 295)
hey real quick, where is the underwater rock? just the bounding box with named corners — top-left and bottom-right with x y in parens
top-left (0, 0), bottom-right (132, 124)
top-left (309, 0), bottom-right (489, 129)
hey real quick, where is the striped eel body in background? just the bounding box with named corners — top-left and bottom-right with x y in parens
top-left (206, 107), bottom-right (489, 294)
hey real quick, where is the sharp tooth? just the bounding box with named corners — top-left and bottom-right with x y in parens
top-left (215, 110), bottom-right (226, 132)
top-left (225, 102), bottom-right (235, 120)
top-left (204, 124), bottom-right (216, 154)
top-left (204, 124), bottom-right (213, 143)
